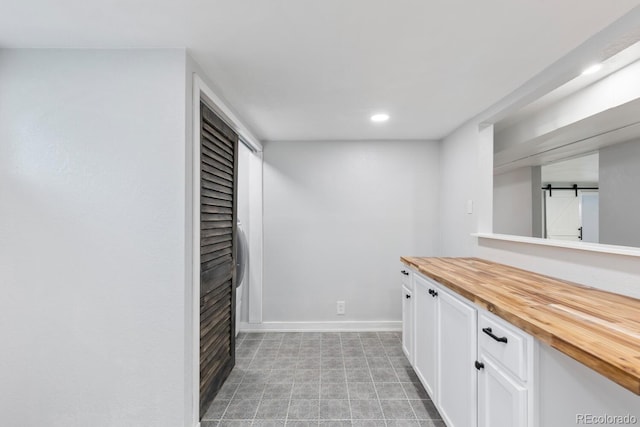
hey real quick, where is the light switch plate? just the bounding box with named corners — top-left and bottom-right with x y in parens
top-left (466, 199), bottom-right (473, 214)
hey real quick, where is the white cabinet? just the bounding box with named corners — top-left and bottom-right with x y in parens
top-left (400, 265), bottom-right (414, 363)
top-left (413, 274), bottom-right (438, 398)
top-left (438, 287), bottom-right (478, 427)
top-left (478, 356), bottom-right (527, 427)
top-left (401, 265), bottom-right (536, 427)
top-left (402, 285), bottom-right (414, 363)
top-left (477, 310), bottom-right (535, 427)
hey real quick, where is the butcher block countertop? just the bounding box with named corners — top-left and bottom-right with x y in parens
top-left (401, 256), bottom-right (640, 395)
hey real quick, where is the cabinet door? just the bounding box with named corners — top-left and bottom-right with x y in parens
top-left (402, 286), bottom-right (414, 363)
top-left (437, 289), bottom-right (477, 427)
top-left (478, 356), bottom-right (527, 427)
top-left (413, 275), bottom-right (438, 398)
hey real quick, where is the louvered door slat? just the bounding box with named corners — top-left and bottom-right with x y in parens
top-left (199, 101), bottom-right (237, 419)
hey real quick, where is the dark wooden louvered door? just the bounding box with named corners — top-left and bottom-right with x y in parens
top-left (199, 101), bottom-right (237, 418)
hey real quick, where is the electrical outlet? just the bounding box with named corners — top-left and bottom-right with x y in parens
top-left (336, 300), bottom-right (346, 315)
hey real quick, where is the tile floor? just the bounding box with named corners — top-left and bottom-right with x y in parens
top-left (202, 331), bottom-right (445, 427)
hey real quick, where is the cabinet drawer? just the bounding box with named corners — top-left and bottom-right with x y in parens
top-left (400, 264), bottom-right (413, 289)
top-left (478, 311), bottom-right (528, 381)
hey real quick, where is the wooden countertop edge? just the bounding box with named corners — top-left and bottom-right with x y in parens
top-left (400, 256), bottom-right (640, 395)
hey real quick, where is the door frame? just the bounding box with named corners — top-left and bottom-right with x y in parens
top-left (190, 74), bottom-right (263, 425)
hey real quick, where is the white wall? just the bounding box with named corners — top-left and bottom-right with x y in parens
top-left (599, 139), bottom-right (640, 247)
top-left (439, 124), bottom-right (494, 256)
top-left (263, 140), bottom-right (439, 325)
top-left (0, 49), bottom-right (188, 427)
top-left (440, 120), bottom-right (640, 426)
top-left (493, 167), bottom-right (533, 236)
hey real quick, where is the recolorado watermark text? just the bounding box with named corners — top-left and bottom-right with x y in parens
top-left (576, 413), bottom-right (638, 425)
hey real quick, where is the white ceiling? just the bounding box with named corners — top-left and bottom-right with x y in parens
top-left (2, 0), bottom-right (639, 141)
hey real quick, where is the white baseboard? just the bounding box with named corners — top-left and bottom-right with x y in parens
top-left (238, 320), bottom-right (401, 332)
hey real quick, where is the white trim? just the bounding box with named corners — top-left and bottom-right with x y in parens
top-left (193, 75), bottom-right (262, 152)
top-left (238, 320), bottom-right (402, 332)
top-left (191, 76), bottom-right (203, 426)
top-left (191, 73), bottom-right (205, 421)
top-left (248, 151), bottom-right (263, 323)
top-left (473, 232), bottom-right (640, 258)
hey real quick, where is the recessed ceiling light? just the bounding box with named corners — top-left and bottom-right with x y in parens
top-left (371, 113), bottom-right (390, 123)
top-left (581, 64), bottom-right (602, 75)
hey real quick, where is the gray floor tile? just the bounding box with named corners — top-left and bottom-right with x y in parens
top-left (288, 399), bottom-right (320, 420)
top-left (237, 348), bottom-right (258, 358)
top-left (345, 369), bottom-right (371, 383)
top-left (320, 382), bottom-right (348, 399)
top-left (295, 369), bottom-right (321, 383)
top-left (243, 370), bottom-right (272, 384)
top-left (267, 369), bottom-right (295, 384)
top-left (347, 383), bottom-right (377, 400)
top-left (366, 357), bottom-right (392, 369)
top-left (245, 333), bottom-right (266, 340)
top-left (252, 421), bottom-right (286, 427)
top-left (263, 333), bottom-right (286, 340)
top-left (299, 347), bottom-right (321, 357)
top-left (241, 340), bottom-right (262, 349)
top-left (321, 357), bottom-right (345, 369)
top-left (279, 350), bottom-right (300, 359)
top-left (292, 383), bottom-right (320, 399)
top-left (264, 383), bottom-right (294, 399)
top-left (385, 347), bottom-right (406, 357)
top-left (261, 340), bottom-right (283, 349)
top-left (349, 400), bottom-right (383, 419)
top-left (223, 399), bottom-right (260, 419)
top-left (417, 420), bottom-right (446, 427)
top-left (401, 383), bottom-right (429, 400)
top-left (341, 342), bottom-right (363, 349)
top-left (321, 369), bottom-right (346, 383)
top-left (370, 368), bottom-right (399, 383)
top-left (272, 358), bottom-right (298, 370)
top-left (363, 347), bottom-right (385, 357)
top-left (319, 399), bottom-right (351, 420)
top-left (297, 358), bottom-right (321, 369)
top-left (279, 343), bottom-right (301, 352)
top-left (217, 382), bottom-right (240, 399)
top-left (256, 349), bottom-right (280, 358)
top-left (234, 383), bottom-right (266, 399)
top-left (358, 332), bottom-right (379, 339)
top-left (410, 400), bottom-right (441, 420)
top-left (388, 356), bottom-right (412, 369)
top-left (237, 358), bottom-right (253, 369)
top-left (395, 366), bottom-right (420, 383)
top-left (321, 348), bottom-right (341, 357)
top-left (375, 383), bottom-right (408, 400)
top-left (256, 399), bottom-right (289, 419)
top-left (203, 332), bottom-right (443, 427)
top-left (380, 400), bottom-right (416, 420)
top-left (203, 399), bottom-right (230, 420)
top-left (219, 421), bottom-right (253, 427)
top-left (342, 357), bottom-right (367, 369)
top-left (249, 359), bottom-right (277, 370)
top-left (227, 370), bottom-right (247, 384)
top-left (351, 420), bottom-right (385, 427)
top-left (342, 348), bottom-right (365, 358)
top-left (385, 421), bottom-right (421, 427)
